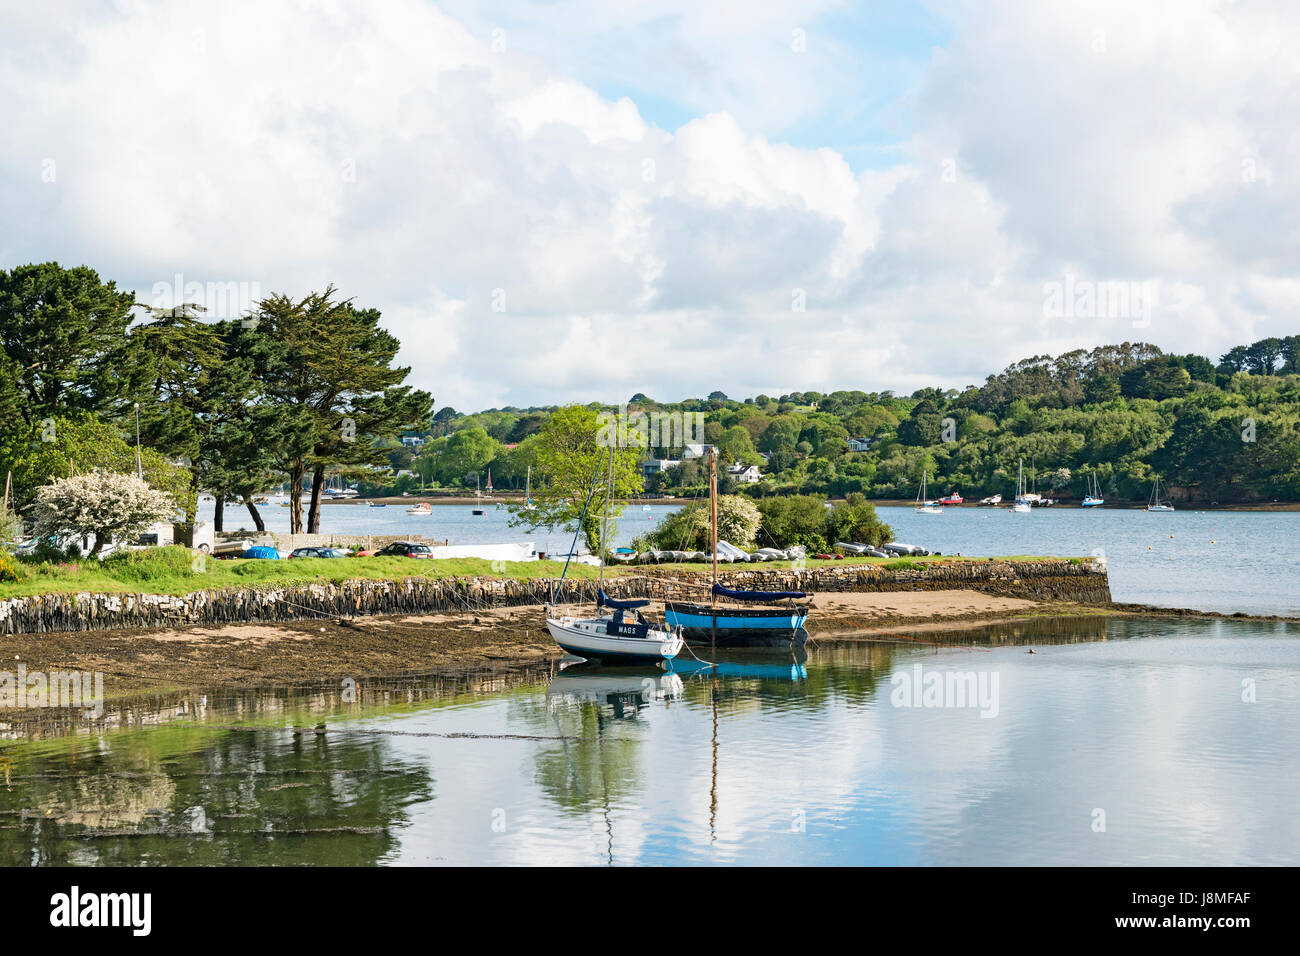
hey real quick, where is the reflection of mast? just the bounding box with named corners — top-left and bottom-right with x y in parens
top-left (709, 675), bottom-right (718, 845)
top-left (596, 704), bottom-right (614, 865)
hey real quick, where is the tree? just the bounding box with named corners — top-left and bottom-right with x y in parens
top-left (506, 405), bottom-right (643, 552)
top-left (1246, 337), bottom-right (1283, 375)
top-left (430, 427), bottom-right (499, 485)
top-left (0, 262), bottom-right (140, 426)
top-left (0, 416), bottom-right (191, 513)
top-left (431, 406), bottom-right (460, 436)
top-left (126, 304), bottom-right (226, 539)
top-left (31, 470), bottom-right (175, 557)
top-left (1219, 345), bottom-right (1250, 374)
top-left (717, 425), bottom-right (762, 466)
top-left (755, 495), bottom-right (831, 550)
top-left (249, 287), bottom-right (433, 532)
top-left (824, 493), bottom-right (892, 546)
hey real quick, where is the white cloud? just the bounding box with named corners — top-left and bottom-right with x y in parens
top-left (1, 0), bottom-right (1298, 410)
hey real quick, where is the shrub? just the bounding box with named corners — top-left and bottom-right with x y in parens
top-left (31, 469), bottom-right (175, 557)
top-left (648, 495), bottom-right (761, 550)
top-left (100, 545), bottom-right (197, 581)
top-left (825, 493), bottom-right (893, 547)
top-left (755, 495), bottom-right (831, 549)
top-left (0, 550), bottom-right (26, 583)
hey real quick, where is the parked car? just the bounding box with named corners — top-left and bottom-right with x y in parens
top-left (288, 547), bottom-right (351, 559)
top-left (362, 541), bottom-right (432, 558)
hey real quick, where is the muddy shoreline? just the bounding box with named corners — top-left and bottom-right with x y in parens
top-left (3, 588), bottom-right (1289, 706)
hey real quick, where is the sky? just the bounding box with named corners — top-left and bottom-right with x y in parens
top-left (1, 0), bottom-right (1297, 411)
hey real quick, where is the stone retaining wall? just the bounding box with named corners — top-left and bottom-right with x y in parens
top-left (0, 559), bottom-right (1110, 636)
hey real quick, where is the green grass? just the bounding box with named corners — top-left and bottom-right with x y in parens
top-left (0, 546), bottom-right (1085, 601)
top-left (0, 547), bottom-right (606, 600)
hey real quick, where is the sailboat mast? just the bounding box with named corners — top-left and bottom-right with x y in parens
top-left (710, 447), bottom-right (718, 609)
top-left (599, 445), bottom-right (615, 591)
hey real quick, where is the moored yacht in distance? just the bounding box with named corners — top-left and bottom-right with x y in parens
top-left (1011, 459), bottom-right (1032, 513)
top-left (915, 470), bottom-right (943, 514)
top-left (1146, 474), bottom-right (1175, 512)
top-left (1081, 472), bottom-right (1105, 508)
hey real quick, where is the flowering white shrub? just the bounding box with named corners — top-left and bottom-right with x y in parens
top-left (31, 469), bottom-right (176, 557)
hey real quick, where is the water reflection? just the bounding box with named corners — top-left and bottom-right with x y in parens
top-left (1, 616), bottom-right (1296, 865)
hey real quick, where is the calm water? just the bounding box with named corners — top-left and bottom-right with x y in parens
top-left (207, 500), bottom-right (1300, 616)
top-left (3, 617), bottom-right (1297, 866)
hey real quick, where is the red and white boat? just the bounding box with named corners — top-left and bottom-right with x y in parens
top-left (937, 493), bottom-right (963, 505)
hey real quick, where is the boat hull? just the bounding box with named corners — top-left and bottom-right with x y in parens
top-left (665, 603), bottom-right (809, 646)
top-left (546, 617), bottom-right (683, 664)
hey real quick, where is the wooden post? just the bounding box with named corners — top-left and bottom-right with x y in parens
top-left (710, 447), bottom-right (718, 650)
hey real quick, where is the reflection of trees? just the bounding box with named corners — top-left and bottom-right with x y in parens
top-left (0, 725), bottom-right (433, 866)
top-left (674, 617), bottom-right (1113, 715)
top-left (516, 689), bottom-right (648, 822)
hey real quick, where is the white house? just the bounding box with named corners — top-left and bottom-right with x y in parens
top-left (401, 435), bottom-right (425, 448)
top-left (681, 443), bottom-right (716, 460)
top-left (642, 458), bottom-right (680, 479)
top-left (847, 438), bottom-right (875, 452)
top-left (727, 462), bottom-right (762, 483)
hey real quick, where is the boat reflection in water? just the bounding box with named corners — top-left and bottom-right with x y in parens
top-left (546, 670), bottom-right (686, 717)
top-left (547, 646), bottom-right (810, 702)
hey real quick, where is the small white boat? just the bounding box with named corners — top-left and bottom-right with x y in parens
top-left (546, 606), bottom-right (684, 665)
top-left (979, 494), bottom-right (1002, 506)
top-left (406, 502), bottom-right (432, 515)
top-left (523, 466), bottom-right (536, 511)
top-left (545, 446), bottom-right (682, 664)
top-left (1146, 474), bottom-right (1174, 512)
top-left (915, 471), bottom-right (943, 515)
top-left (1011, 459), bottom-right (1032, 513)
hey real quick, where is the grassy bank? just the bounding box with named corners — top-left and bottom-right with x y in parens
top-left (0, 546), bottom-right (1082, 601)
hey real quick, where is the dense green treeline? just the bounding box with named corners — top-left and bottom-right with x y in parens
top-left (411, 341), bottom-right (1300, 504)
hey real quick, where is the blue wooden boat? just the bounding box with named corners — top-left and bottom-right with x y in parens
top-left (666, 585), bottom-right (810, 646)
top-left (663, 449), bottom-right (812, 646)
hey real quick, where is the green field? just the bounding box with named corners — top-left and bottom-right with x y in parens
top-left (0, 545), bottom-right (1077, 601)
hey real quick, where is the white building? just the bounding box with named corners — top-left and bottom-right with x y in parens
top-left (727, 463), bottom-right (762, 483)
top-left (847, 438), bottom-right (875, 452)
top-left (642, 458), bottom-right (680, 479)
top-left (681, 443), bottom-right (716, 460)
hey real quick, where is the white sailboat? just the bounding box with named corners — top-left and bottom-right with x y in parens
top-left (915, 471), bottom-right (943, 515)
top-left (1146, 474), bottom-right (1175, 512)
top-left (523, 465), bottom-right (535, 511)
top-left (545, 448), bottom-right (683, 664)
top-left (1012, 459), bottom-right (1032, 513)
